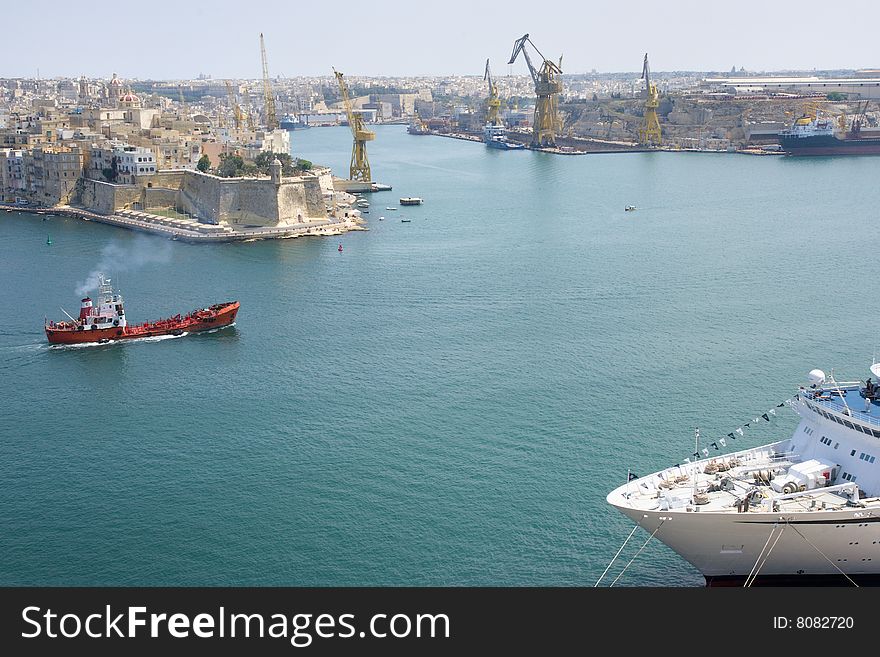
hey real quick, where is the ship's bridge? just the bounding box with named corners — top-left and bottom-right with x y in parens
top-left (799, 382), bottom-right (880, 438)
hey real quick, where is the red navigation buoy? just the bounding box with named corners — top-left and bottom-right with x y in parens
top-left (338, 243), bottom-right (343, 252)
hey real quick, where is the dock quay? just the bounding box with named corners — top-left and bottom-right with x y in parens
top-left (1, 204), bottom-right (366, 243)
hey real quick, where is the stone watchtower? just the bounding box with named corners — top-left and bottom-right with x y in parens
top-left (270, 156), bottom-right (282, 187)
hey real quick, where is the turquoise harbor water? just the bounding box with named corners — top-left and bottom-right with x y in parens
top-left (2, 126), bottom-right (880, 587)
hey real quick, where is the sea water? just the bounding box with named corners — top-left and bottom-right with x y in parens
top-left (2, 125), bottom-right (880, 586)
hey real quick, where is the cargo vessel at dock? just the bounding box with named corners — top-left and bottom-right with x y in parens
top-left (45, 274), bottom-right (239, 345)
top-left (779, 110), bottom-right (880, 156)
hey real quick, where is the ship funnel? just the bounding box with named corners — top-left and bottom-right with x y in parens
top-left (79, 296), bottom-right (93, 320)
top-left (808, 369), bottom-right (826, 386)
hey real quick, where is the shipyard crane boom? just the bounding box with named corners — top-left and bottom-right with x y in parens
top-left (333, 67), bottom-right (375, 182)
top-left (484, 59), bottom-right (502, 126)
top-left (259, 33), bottom-right (278, 130)
top-left (507, 33), bottom-right (562, 147)
top-left (225, 81), bottom-right (243, 130)
top-left (638, 53), bottom-right (662, 146)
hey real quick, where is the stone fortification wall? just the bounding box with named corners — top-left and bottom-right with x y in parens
top-left (277, 175), bottom-right (325, 225)
top-left (77, 180), bottom-right (141, 214)
top-left (177, 171), bottom-right (226, 224)
top-left (76, 169), bottom-right (326, 226)
top-left (143, 186), bottom-right (178, 209)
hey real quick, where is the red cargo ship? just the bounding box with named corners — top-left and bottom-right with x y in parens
top-left (45, 274), bottom-right (239, 345)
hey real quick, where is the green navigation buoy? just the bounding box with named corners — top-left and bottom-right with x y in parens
top-left (46, 234), bottom-right (52, 245)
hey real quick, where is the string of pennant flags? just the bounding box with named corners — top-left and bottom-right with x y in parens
top-left (679, 398), bottom-right (796, 465)
top-left (627, 398), bottom-right (796, 481)
top-left (627, 397), bottom-right (799, 480)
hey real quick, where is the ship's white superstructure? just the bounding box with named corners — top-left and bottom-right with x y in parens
top-left (607, 366), bottom-right (880, 585)
top-left (75, 274), bottom-right (127, 332)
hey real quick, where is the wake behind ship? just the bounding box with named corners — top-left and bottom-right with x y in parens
top-left (45, 274), bottom-right (239, 345)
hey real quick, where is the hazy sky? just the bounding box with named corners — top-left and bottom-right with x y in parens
top-left (6, 0), bottom-right (879, 79)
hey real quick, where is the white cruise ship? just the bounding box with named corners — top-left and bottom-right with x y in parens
top-left (607, 366), bottom-right (880, 586)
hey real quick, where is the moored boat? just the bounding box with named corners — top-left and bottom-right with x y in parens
top-left (779, 110), bottom-right (880, 156)
top-left (45, 274), bottom-right (239, 345)
top-left (483, 123), bottom-right (525, 150)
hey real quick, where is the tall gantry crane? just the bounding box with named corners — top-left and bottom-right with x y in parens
top-left (507, 34), bottom-right (563, 147)
top-left (333, 67), bottom-right (375, 182)
top-left (260, 33), bottom-right (278, 130)
top-left (225, 81), bottom-right (243, 130)
top-left (638, 53), bottom-right (662, 146)
top-left (484, 59), bottom-right (502, 126)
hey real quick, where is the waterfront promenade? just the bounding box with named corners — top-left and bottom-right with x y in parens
top-left (1, 203), bottom-right (365, 243)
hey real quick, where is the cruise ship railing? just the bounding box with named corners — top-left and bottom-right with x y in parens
top-left (801, 384), bottom-right (880, 432)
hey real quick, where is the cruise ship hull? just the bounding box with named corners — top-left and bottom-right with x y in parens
top-left (608, 479), bottom-right (880, 584)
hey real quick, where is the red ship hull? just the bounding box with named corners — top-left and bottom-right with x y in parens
top-left (45, 301), bottom-right (239, 345)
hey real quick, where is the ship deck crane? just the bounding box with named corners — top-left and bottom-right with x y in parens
top-left (507, 34), bottom-right (562, 148)
top-left (850, 100), bottom-right (870, 137)
top-left (259, 33), bottom-right (278, 130)
top-left (333, 67), bottom-right (375, 183)
top-left (484, 59), bottom-right (502, 126)
top-left (639, 53), bottom-right (661, 146)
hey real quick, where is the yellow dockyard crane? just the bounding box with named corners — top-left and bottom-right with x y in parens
top-left (638, 53), bottom-right (662, 146)
top-left (484, 59), bottom-right (502, 126)
top-left (242, 87), bottom-right (256, 130)
top-left (259, 33), bottom-right (278, 130)
top-left (333, 67), bottom-right (375, 183)
top-left (507, 33), bottom-right (563, 148)
top-left (225, 80), bottom-right (243, 130)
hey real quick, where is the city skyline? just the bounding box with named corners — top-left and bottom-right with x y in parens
top-left (4, 0), bottom-right (879, 79)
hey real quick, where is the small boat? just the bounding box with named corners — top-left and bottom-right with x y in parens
top-left (400, 197), bottom-right (423, 206)
top-left (46, 235), bottom-right (52, 245)
top-left (386, 207), bottom-right (397, 211)
top-left (379, 216), bottom-right (384, 221)
top-left (625, 205), bottom-right (637, 212)
top-left (401, 218), bottom-right (411, 223)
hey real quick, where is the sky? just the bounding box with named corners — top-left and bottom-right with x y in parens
top-left (5, 0), bottom-right (879, 79)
